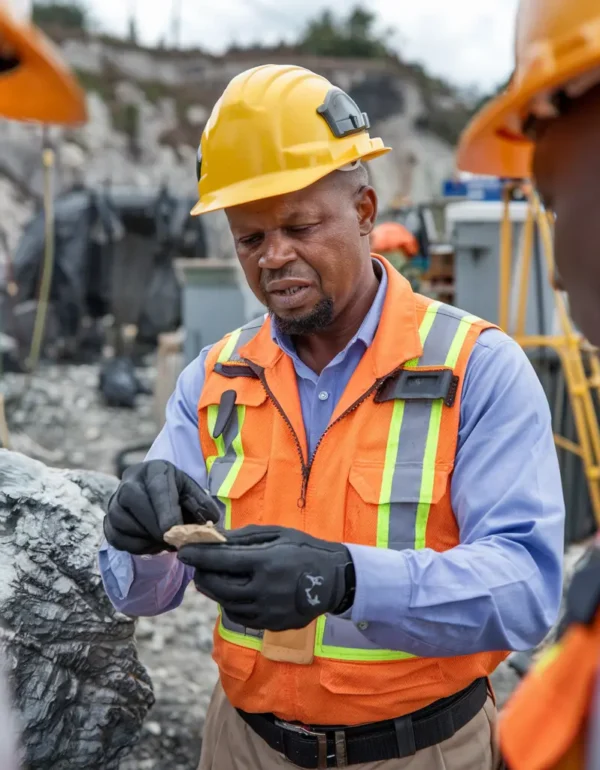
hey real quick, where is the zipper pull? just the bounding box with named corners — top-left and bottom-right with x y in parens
top-left (297, 467), bottom-right (309, 508)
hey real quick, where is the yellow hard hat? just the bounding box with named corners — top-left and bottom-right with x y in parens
top-left (457, 0), bottom-right (600, 179)
top-left (0, 0), bottom-right (87, 124)
top-left (191, 64), bottom-right (391, 215)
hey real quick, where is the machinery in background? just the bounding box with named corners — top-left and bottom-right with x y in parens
top-left (1, 184), bottom-right (207, 369)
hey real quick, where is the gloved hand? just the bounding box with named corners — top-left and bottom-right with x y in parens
top-left (103, 460), bottom-right (221, 555)
top-left (177, 525), bottom-right (355, 631)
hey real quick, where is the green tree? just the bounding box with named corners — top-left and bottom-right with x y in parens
top-left (32, 1), bottom-right (88, 31)
top-left (299, 6), bottom-right (390, 59)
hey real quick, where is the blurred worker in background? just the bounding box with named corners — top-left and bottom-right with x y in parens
top-left (0, 1), bottom-right (87, 768)
top-left (102, 64), bottom-right (565, 769)
top-left (458, 1), bottom-right (600, 768)
top-left (370, 220), bottom-right (422, 291)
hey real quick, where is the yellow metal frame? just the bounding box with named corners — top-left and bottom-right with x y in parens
top-left (500, 182), bottom-right (600, 524)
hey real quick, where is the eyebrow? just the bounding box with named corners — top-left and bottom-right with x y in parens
top-left (234, 209), bottom-right (321, 234)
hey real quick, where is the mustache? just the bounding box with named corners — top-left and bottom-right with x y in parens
top-left (260, 267), bottom-right (316, 290)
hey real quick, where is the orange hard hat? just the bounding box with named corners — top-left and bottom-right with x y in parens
top-left (371, 221), bottom-right (419, 257)
top-left (457, 0), bottom-right (600, 179)
top-left (0, 0), bottom-right (87, 124)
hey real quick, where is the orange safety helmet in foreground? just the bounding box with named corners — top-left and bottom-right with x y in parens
top-left (370, 221), bottom-right (419, 257)
top-left (456, 0), bottom-right (600, 179)
top-left (0, 0), bottom-right (86, 124)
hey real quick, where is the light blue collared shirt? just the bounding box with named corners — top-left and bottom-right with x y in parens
top-left (99, 263), bottom-right (565, 657)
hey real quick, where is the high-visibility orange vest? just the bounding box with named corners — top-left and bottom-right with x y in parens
top-left (500, 555), bottom-right (600, 770)
top-left (197, 256), bottom-right (508, 725)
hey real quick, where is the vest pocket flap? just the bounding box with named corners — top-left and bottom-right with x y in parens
top-left (349, 461), bottom-right (453, 505)
top-left (208, 457), bottom-right (268, 499)
top-left (319, 656), bottom-right (445, 696)
top-left (199, 377), bottom-right (267, 410)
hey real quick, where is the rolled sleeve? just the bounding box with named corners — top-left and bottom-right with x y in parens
top-left (99, 347), bottom-right (212, 616)
top-left (345, 330), bottom-right (565, 657)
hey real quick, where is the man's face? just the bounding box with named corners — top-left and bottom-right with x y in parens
top-left (225, 172), bottom-right (377, 336)
top-left (533, 85), bottom-right (600, 346)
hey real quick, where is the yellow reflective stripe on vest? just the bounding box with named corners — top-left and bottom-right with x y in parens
top-left (415, 312), bottom-right (478, 548)
top-left (376, 301), bottom-right (441, 548)
top-left (208, 402), bottom-right (261, 646)
top-left (217, 315), bottom-right (266, 365)
top-left (206, 403), bottom-right (247, 529)
top-left (209, 318), bottom-right (266, 648)
top-left (217, 607), bottom-right (263, 650)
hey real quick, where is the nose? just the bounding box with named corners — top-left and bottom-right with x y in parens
top-left (257, 231), bottom-right (297, 270)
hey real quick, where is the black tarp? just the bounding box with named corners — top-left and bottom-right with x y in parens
top-left (4, 185), bottom-right (206, 359)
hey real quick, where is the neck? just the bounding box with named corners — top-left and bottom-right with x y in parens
top-left (293, 262), bottom-right (380, 375)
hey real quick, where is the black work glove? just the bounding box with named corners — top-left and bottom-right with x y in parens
top-left (177, 525), bottom-right (355, 632)
top-left (103, 459), bottom-right (221, 555)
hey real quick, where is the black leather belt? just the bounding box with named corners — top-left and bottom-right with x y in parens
top-left (236, 677), bottom-right (488, 768)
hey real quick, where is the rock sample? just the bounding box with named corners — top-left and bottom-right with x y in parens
top-left (164, 522), bottom-right (227, 548)
top-left (0, 449), bottom-right (154, 769)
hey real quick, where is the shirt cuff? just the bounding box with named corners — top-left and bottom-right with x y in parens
top-left (345, 543), bottom-right (412, 626)
top-left (98, 539), bottom-right (176, 601)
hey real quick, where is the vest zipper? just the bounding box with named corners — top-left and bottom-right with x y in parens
top-left (304, 361), bottom-right (418, 503)
top-left (253, 367), bottom-right (310, 508)
top-left (244, 358), bottom-right (406, 508)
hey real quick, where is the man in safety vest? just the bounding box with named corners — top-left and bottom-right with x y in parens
top-left (101, 64), bottom-right (565, 769)
top-left (0, 2), bottom-right (87, 768)
top-left (457, 2), bottom-right (600, 769)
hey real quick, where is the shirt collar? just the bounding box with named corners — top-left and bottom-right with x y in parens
top-left (270, 257), bottom-right (388, 358)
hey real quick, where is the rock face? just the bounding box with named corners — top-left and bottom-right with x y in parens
top-left (0, 450), bottom-right (154, 769)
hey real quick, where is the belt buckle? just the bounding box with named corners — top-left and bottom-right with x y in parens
top-left (274, 719), bottom-right (349, 768)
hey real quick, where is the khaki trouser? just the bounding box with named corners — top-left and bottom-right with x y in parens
top-left (198, 681), bottom-right (503, 770)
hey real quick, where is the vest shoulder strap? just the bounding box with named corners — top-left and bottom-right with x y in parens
top-left (413, 300), bottom-right (489, 370)
top-left (216, 314), bottom-right (267, 365)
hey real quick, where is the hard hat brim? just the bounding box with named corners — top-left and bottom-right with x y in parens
top-left (458, 38), bottom-right (600, 180)
top-left (0, 8), bottom-right (87, 124)
top-left (191, 145), bottom-right (391, 216)
top-left (456, 88), bottom-right (534, 180)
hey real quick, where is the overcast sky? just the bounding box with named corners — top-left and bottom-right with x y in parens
top-left (88, 0), bottom-right (519, 93)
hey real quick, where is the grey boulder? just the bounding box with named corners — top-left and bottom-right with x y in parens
top-left (0, 449), bottom-right (154, 769)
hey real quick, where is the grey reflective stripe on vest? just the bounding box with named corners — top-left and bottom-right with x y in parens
top-left (221, 611), bottom-right (265, 643)
top-left (217, 315), bottom-right (267, 364)
top-left (386, 303), bottom-right (477, 550)
top-left (317, 302), bottom-right (481, 659)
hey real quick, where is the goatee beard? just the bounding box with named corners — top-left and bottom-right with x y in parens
top-left (271, 297), bottom-right (334, 336)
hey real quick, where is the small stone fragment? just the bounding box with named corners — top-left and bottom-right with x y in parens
top-left (163, 522), bottom-right (227, 548)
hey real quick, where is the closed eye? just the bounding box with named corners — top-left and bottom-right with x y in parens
top-left (286, 224), bottom-right (318, 235)
top-left (238, 233), bottom-right (263, 247)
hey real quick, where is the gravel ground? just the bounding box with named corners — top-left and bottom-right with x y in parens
top-left (0, 359), bottom-right (593, 769)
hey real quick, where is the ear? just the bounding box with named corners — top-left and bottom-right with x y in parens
top-left (356, 187), bottom-right (378, 237)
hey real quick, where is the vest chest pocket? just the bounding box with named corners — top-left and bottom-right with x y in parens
top-left (207, 456), bottom-right (268, 529)
top-left (201, 380), bottom-right (270, 529)
top-left (347, 460), bottom-right (454, 551)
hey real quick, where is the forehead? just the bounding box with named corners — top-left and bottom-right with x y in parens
top-left (226, 176), bottom-right (343, 231)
